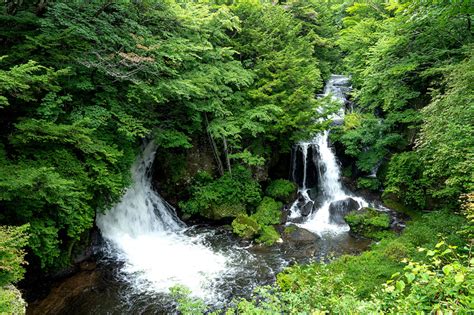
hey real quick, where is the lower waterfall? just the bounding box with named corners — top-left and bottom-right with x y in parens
top-left (96, 142), bottom-right (229, 300)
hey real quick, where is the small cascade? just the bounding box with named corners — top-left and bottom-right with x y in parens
top-left (289, 75), bottom-right (367, 236)
top-left (96, 142), bottom-right (229, 300)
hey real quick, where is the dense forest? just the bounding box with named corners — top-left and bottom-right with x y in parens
top-left (0, 0), bottom-right (472, 314)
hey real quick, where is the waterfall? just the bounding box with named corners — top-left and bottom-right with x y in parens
top-left (96, 142), bottom-right (228, 300)
top-left (289, 75), bottom-right (367, 236)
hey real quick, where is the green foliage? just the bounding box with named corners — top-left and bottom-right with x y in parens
top-left (0, 285), bottom-right (26, 315)
top-left (335, 0), bottom-right (473, 212)
top-left (345, 208), bottom-right (391, 239)
top-left (332, 112), bottom-right (404, 173)
top-left (256, 226), bottom-right (280, 246)
top-left (265, 179), bottom-right (297, 204)
top-left (0, 225), bottom-right (29, 286)
top-left (416, 52), bottom-right (474, 208)
top-left (231, 214), bottom-right (260, 239)
top-left (180, 167), bottom-right (261, 219)
top-left (383, 152), bottom-right (428, 209)
top-left (229, 196), bottom-right (282, 245)
top-left (0, 0), bottom-right (342, 270)
top-left (227, 0), bottom-right (328, 153)
top-left (169, 285), bottom-right (208, 315)
top-left (356, 177), bottom-right (380, 191)
top-left (375, 242), bottom-right (474, 313)
top-left (251, 197), bottom-right (282, 226)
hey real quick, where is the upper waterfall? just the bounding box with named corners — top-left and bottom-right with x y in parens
top-left (289, 75), bottom-right (367, 236)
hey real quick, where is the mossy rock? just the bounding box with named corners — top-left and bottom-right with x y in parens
top-left (345, 207), bottom-right (391, 240)
top-left (203, 203), bottom-right (246, 220)
top-left (256, 225), bottom-right (280, 246)
top-left (251, 197), bottom-right (283, 225)
top-left (231, 214), bottom-right (261, 239)
top-left (265, 179), bottom-right (297, 204)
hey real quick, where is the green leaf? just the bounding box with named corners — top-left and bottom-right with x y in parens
top-left (442, 265), bottom-right (453, 275)
top-left (395, 280), bottom-right (405, 292)
top-left (454, 273), bottom-right (464, 283)
top-left (405, 273), bottom-right (415, 284)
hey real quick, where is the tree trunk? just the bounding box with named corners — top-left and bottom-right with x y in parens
top-left (204, 113), bottom-right (224, 176)
top-left (223, 136), bottom-right (231, 174)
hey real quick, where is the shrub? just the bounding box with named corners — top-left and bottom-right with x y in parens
top-left (251, 197), bottom-right (283, 226)
top-left (180, 167), bottom-right (262, 219)
top-left (256, 226), bottom-right (280, 246)
top-left (231, 214), bottom-right (260, 239)
top-left (265, 179), bottom-right (297, 204)
top-left (0, 225), bottom-right (29, 286)
top-left (357, 177), bottom-right (381, 191)
top-left (0, 285), bottom-right (26, 315)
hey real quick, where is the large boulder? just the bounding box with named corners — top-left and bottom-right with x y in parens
top-left (328, 197), bottom-right (360, 225)
top-left (300, 201), bottom-right (314, 217)
top-left (282, 225), bottom-right (318, 244)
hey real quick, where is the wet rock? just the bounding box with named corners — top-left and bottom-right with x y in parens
top-left (328, 197), bottom-right (360, 225)
top-left (300, 201), bottom-right (314, 217)
top-left (27, 269), bottom-right (99, 315)
top-left (282, 225), bottom-right (318, 244)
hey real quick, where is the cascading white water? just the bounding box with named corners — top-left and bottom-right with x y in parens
top-left (289, 75), bottom-right (367, 236)
top-left (96, 142), bottom-right (229, 300)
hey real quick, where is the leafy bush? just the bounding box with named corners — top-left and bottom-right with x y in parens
top-left (0, 225), bottom-right (29, 286)
top-left (357, 177), bottom-right (381, 191)
top-left (180, 167), bottom-right (262, 219)
top-left (383, 152), bottom-right (427, 210)
top-left (265, 179), bottom-right (297, 204)
top-left (231, 214), bottom-right (260, 239)
top-left (0, 285), bottom-right (26, 315)
top-left (256, 226), bottom-right (280, 246)
top-left (251, 197), bottom-right (282, 226)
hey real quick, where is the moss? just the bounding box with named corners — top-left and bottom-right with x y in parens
top-left (284, 225), bottom-right (297, 234)
top-left (256, 225), bottom-right (280, 246)
top-left (265, 179), bottom-right (297, 204)
top-left (251, 197), bottom-right (283, 226)
top-left (204, 203), bottom-right (245, 220)
top-left (345, 208), bottom-right (391, 240)
top-left (231, 214), bottom-right (260, 239)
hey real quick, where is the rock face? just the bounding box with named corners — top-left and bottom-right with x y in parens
top-left (328, 197), bottom-right (360, 225)
top-left (26, 264), bottom-right (99, 315)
